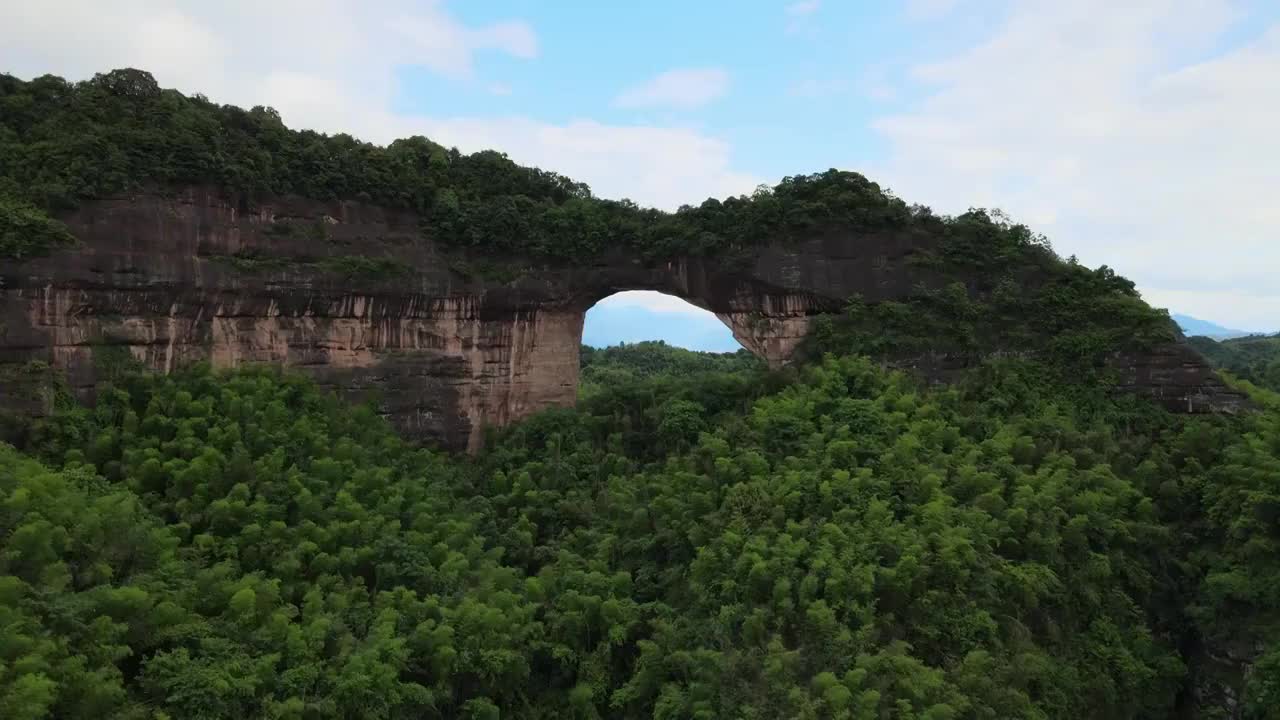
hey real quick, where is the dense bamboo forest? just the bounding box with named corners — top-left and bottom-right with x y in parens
top-left (2, 340), bottom-right (1278, 718)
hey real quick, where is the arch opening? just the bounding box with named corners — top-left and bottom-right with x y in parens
top-left (582, 290), bottom-right (745, 353)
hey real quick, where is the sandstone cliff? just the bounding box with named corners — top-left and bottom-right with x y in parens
top-left (0, 188), bottom-right (1246, 450)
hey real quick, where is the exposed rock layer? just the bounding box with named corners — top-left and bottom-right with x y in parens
top-left (0, 189), bottom-right (1246, 449)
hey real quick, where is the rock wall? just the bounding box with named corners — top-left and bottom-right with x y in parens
top-left (0, 188), bottom-right (1246, 450)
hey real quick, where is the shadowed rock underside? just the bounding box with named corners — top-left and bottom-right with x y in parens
top-left (0, 188), bottom-right (1246, 450)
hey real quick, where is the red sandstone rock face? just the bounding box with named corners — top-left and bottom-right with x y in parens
top-left (0, 188), bottom-right (1246, 450)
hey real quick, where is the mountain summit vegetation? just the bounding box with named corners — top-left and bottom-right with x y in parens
top-left (2, 67), bottom-right (908, 262)
top-left (1, 69), bottom-right (1278, 719)
top-left (0, 67), bottom-right (1055, 267)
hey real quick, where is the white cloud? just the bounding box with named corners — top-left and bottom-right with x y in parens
top-left (593, 291), bottom-right (713, 316)
top-left (784, 0), bottom-right (822, 34)
top-left (869, 1), bottom-right (1280, 330)
top-left (1140, 288), bottom-right (1280, 335)
top-left (614, 68), bottom-right (731, 110)
top-left (905, 0), bottom-right (960, 21)
top-left (394, 117), bottom-right (759, 209)
top-left (0, 1), bottom-right (754, 210)
top-left (786, 0), bottom-right (821, 17)
top-left (468, 21), bottom-right (538, 59)
top-left (791, 66), bottom-right (897, 103)
top-left (585, 292), bottom-right (743, 351)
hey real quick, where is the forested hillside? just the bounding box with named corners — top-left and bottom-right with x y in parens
top-left (1, 68), bottom-right (914, 262)
top-left (2, 68), bottom-right (1277, 719)
top-left (2, 341), bottom-right (1278, 719)
top-left (0, 67), bottom-right (1181, 372)
top-left (579, 342), bottom-right (762, 399)
top-left (1189, 334), bottom-right (1280, 392)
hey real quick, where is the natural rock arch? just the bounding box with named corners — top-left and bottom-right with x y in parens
top-left (556, 262), bottom-right (823, 367)
top-left (0, 188), bottom-right (1243, 451)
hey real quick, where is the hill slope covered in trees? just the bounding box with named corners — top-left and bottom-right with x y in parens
top-left (2, 341), bottom-right (1279, 718)
top-left (1189, 334), bottom-right (1280, 393)
top-left (1, 68), bottom-right (1277, 719)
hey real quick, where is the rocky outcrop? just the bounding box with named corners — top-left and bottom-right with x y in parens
top-left (0, 188), bottom-right (1246, 450)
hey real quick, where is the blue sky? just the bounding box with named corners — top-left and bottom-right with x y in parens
top-left (390, 1), bottom-right (1007, 193)
top-left (3, 0), bottom-right (1278, 339)
top-left (582, 294), bottom-right (742, 353)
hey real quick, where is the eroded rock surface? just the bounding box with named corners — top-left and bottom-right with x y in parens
top-left (0, 188), bottom-right (1245, 449)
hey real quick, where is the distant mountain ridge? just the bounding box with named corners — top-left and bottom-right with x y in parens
top-left (1173, 313), bottom-right (1261, 339)
top-left (584, 308), bottom-right (1271, 353)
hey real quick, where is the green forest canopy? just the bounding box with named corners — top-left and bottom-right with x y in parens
top-left (2, 341), bottom-right (1280, 718)
top-left (1189, 334), bottom-right (1280, 393)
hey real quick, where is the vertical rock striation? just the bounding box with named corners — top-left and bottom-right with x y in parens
top-left (0, 189), bottom-right (1245, 450)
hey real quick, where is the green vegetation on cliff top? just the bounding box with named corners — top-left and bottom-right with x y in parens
top-left (0, 68), bottom-right (1179, 369)
top-left (0, 68), bottom-right (905, 261)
